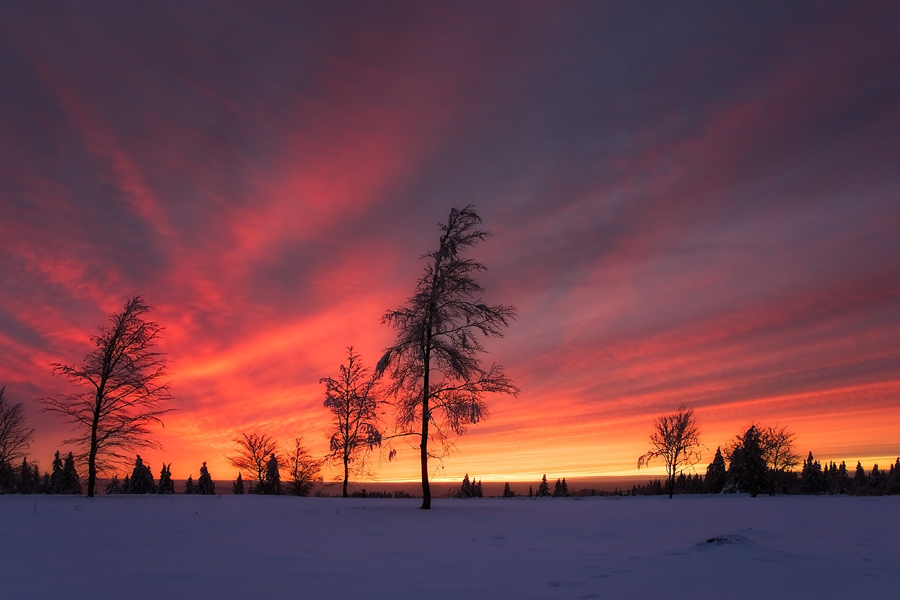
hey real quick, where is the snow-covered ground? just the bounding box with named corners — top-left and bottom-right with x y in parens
top-left (1, 494), bottom-right (897, 599)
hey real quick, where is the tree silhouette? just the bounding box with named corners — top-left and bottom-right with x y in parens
top-left (637, 405), bottom-right (702, 498)
top-left (228, 432), bottom-right (277, 489)
top-left (726, 425), bottom-right (768, 496)
top-left (0, 386), bottom-right (34, 467)
top-left (127, 455), bottom-right (156, 494)
top-left (537, 475), bottom-right (551, 497)
top-left (196, 461), bottom-right (215, 495)
top-left (705, 447), bottom-right (727, 493)
top-left (158, 463), bottom-right (175, 494)
top-left (377, 206), bottom-right (518, 509)
top-left (42, 297), bottom-right (174, 497)
top-left (285, 438), bottom-right (322, 496)
top-left (760, 425), bottom-right (800, 494)
top-left (263, 453), bottom-right (281, 495)
top-left (322, 347), bottom-right (382, 497)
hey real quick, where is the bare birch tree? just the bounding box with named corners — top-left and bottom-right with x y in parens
top-left (42, 296), bottom-right (174, 497)
top-left (322, 347), bottom-right (382, 497)
top-left (637, 405), bottom-right (702, 498)
top-left (378, 205), bottom-right (519, 509)
top-left (0, 386), bottom-right (34, 466)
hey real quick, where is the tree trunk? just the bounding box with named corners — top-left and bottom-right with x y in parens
top-left (420, 341), bottom-right (432, 509)
top-left (420, 404), bottom-right (430, 509)
top-left (87, 404), bottom-right (101, 497)
top-left (420, 302), bottom-right (435, 510)
top-left (342, 458), bottom-right (349, 498)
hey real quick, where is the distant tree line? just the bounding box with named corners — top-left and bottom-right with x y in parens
top-left (628, 455), bottom-right (900, 497)
top-left (0, 449), bottom-right (81, 495)
top-left (632, 411), bottom-right (900, 497)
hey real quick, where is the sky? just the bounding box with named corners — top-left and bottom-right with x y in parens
top-left (1, 2), bottom-right (898, 485)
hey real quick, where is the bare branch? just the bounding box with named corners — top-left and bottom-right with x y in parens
top-left (0, 387), bottom-right (35, 465)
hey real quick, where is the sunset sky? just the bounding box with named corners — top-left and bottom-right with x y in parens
top-left (1, 3), bottom-right (898, 485)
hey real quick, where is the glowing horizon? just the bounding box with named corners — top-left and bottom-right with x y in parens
top-left (1, 3), bottom-right (898, 484)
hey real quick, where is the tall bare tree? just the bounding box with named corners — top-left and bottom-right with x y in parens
top-left (228, 432), bottom-right (277, 490)
top-left (378, 206), bottom-right (519, 509)
top-left (0, 386), bottom-right (34, 467)
top-left (42, 297), bottom-right (174, 497)
top-left (322, 347), bottom-right (382, 497)
top-left (637, 405), bottom-right (702, 498)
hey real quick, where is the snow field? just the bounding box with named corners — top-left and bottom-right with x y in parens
top-left (1, 494), bottom-right (897, 599)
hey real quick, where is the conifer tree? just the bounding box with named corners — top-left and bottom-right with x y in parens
top-left (262, 453), bottom-right (281, 495)
top-left (196, 462), bottom-right (215, 495)
top-left (537, 475), bottom-right (551, 497)
top-left (561, 478), bottom-right (570, 498)
top-left (233, 473), bottom-right (245, 495)
top-left (60, 452), bottom-right (82, 494)
top-left (122, 474), bottom-right (131, 493)
top-left (726, 425), bottom-right (768, 497)
top-left (837, 461), bottom-right (851, 494)
top-left (869, 464), bottom-right (883, 492)
top-left (157, 463), bottom-right (175, 494)
top-left (528, 485), bottom-right (533, 498)
top-left (128, 455), bottom-right (156, 494)
top-left (888, 458), bottom-right (900, 494)
top-left (106, 475), bottom-right (122, 494)
top-left (823, 461), bottom-right (837, 494)
top-left (0, 460), bottom-right (16, 494)
top-left (474, 479), bottom-right (483, 498)
top-left (552, 478), bottom-right (562, 497)
top-left (853, 461), bottom-right (868, 493)
top-left (49, 451), bottom-right (64, 494)
top-left (184, 475), bottom-right (195, 494)
top-left (800, 452), bottom-right (825, 494)
top-left (18, 457), bottom-right (35, 494)
top-left (459, 474), bottom-right (472, 499)
top-left (502, 482), bottom-right (514, 498)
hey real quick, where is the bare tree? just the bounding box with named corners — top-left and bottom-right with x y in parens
top-left (637, 405), bottom-right (702, 498)
top-left (286, 437), bottom-right (323, 496)
top-left (378, 206), bottom-right (519, 509)
top-left (228, 432), bottom-right (277, 488)
top-left (761, 424), bottom-right (801, 475)
top-left (42, 297), bottom-right (174, 497)
top-left (0, 386), bottom-right (34, 466)
top-left (322, 347), bottom-right (382, 497)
